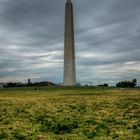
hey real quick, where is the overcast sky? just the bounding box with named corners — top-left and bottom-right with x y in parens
top-left (0, 0), bottom-right (140, 85)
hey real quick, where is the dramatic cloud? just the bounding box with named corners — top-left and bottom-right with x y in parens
top-left (0, 0), bottom-right (140, 85)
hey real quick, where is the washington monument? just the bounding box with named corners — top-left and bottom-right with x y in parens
top-left (63, 0), bottom-right (76, 86)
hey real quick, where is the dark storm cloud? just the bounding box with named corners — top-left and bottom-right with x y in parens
top-left (0, 0), bottom-right (140, 85)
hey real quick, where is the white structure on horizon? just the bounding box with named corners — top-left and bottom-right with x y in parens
top-left (63, 0), bottom-right (76, 86)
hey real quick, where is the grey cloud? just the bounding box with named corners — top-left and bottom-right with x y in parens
top-left (0, 0), bottom-right (140, 85)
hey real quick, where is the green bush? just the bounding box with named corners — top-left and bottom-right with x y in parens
top-left (83, 122), bottom-right (108, 139)
top-left (12, 129), bottom-right (28, 140)
top-left (84, 118), bottom-right (97, 125)
top-left (0, 129), bottom-right (8, 139)
top-left (35, 112), bottom-right (79, 134)
top-left (83, 129), bottom-right (96, 139)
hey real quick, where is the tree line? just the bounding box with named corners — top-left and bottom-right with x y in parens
top-left (3, 81), bottom-right (55, 88)
top-left (116, 79), bottom-right (137, 88)
top-left (0, 79), bottom-right (138, 88)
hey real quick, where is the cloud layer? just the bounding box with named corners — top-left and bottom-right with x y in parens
top-left (0, 0), bottom-right (140, 85)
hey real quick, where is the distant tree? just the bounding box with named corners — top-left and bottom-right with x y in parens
top-left (116, 79), bottom-right (137, 88)
top-left (97, 84), bottom-right (108, 87)
top-left (132, 79), bottom-right (137, 87)
top-left (132, 79), bottom-right (137, 83)
top-left (104, 84), bottom-right (108, 87)
top-left (6, 82), bottom-right (17, 87)
top-left (6, 82), bottom-right (25, 87)
top-left (5, 81), bottom-right (55, 87)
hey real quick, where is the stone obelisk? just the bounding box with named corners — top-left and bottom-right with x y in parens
top-left (63, 0), bottom-right (76, 86)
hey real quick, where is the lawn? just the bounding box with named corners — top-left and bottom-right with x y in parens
top-left (0, 87), bottom-right (140, 140)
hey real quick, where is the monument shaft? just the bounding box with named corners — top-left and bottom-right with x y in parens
top-left (64, 0), bottom-right (76, 86)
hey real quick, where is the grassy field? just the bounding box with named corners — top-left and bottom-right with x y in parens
top-left (0, 87), bottom-right (140, 140)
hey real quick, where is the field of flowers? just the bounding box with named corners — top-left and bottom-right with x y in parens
top-left (0, 87), bottom-right (140, 139)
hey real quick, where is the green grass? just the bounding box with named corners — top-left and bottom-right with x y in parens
top-left (0, 87), bottom-right (140, 139)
